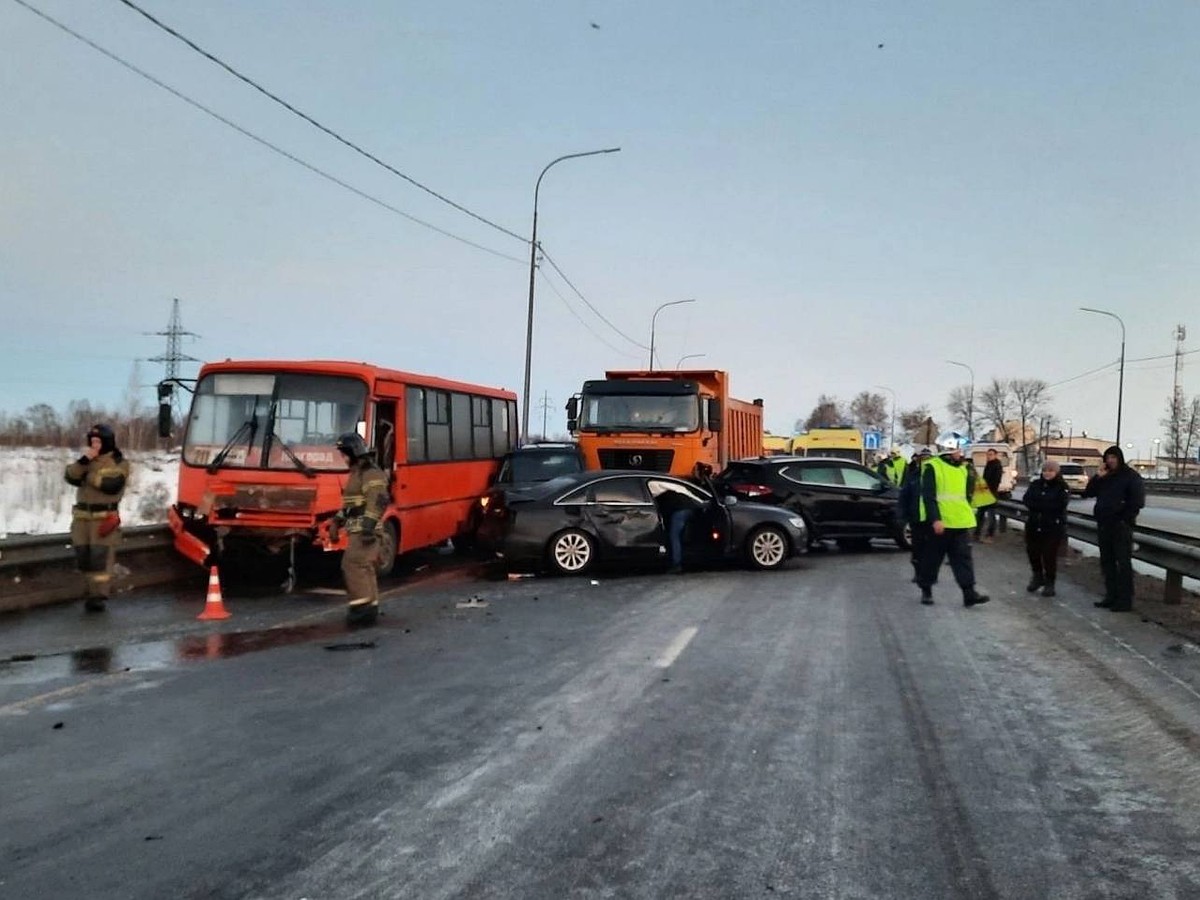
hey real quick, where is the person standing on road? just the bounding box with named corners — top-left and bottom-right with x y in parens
top-left (331, 432), bottom-right (390, 627)
top-left (1082, 445), bottom-right (1145, 612)
top-left (64, 424), bottom-right (131, 612)
top-left (916, 432), bottom-right (990, 608)
top-left (897, 446), bottom-right (932, 583)
top-left (878, 447), bottom-right (906, 486)
top-left (973, 448), bottom-right (1003, 543)
top-left (1022, 460), bottom-right (1071, 597)
top-left (650, 480), bottom-right (700, 574)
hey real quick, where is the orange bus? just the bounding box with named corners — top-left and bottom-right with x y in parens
top-left (159, 359), bottom-right (517, 588)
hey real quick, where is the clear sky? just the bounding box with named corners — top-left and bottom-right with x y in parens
top-left (2, 1), bottom-right (1197, 457)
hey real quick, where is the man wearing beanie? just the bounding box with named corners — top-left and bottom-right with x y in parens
top-left (1082, 445), bottom-right (1145, 612)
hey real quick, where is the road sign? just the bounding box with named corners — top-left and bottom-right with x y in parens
top-left (864, 431), bottom-right (882, 451)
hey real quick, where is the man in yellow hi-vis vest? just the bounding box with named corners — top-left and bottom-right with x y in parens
top-left (917, 432), bottom-right (990, 608)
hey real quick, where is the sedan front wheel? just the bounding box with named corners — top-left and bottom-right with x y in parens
top-left (548, 528), bottom-right (596, 576)
top-left (746, 525), bottom-right (789, 570)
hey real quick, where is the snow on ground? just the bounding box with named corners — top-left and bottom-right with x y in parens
top-left (0, 447), bottom-right (178, 537)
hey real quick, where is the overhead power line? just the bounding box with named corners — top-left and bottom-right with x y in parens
top-left (539, 248), bottom-right (649, 350)
top-left (112, 0), bottom-right (527, 244)
top-left (1048, 359), bottom-right (1120, 389)
top-left (537, 270), bottom-right (640, 360)
top-left (10, 0), bottom-right (524, 264)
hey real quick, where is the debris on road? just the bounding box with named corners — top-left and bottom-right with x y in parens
top-left (456, 595), bottom-right (489, 609)
top-left (52, 722), bottom-right (63, 730)
top-left (507, 573), bottom-right (535, 581)
top-left (323, 642), bottom-right (376, 652)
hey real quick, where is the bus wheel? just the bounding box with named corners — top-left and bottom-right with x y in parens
top-left (375, 521), bottom-right (399, 577)
top-left (548, 529), bottom-right (595, 576)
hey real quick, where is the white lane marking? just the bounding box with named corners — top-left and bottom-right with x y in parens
top-left (655, 626), bottom-right (699, 669)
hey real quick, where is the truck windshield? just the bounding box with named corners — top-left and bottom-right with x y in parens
top-left (183, 372), bottom-right (367, 471)
top-left (579, 394), bottom-right (700, 432)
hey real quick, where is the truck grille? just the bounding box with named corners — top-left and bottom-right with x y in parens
top-left (597, 449), bottom-right (675, 472)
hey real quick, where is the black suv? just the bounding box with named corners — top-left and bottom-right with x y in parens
top-left (713, 456), bottom-right (907, 550)
top-left (494, 442), bottom-right (586, 488)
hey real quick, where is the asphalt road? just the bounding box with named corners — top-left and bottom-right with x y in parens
top-left (5, 544), bottom-right (1200, 899)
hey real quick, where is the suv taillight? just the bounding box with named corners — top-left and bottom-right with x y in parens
top-left (733, 482), bottom-right (774, 499)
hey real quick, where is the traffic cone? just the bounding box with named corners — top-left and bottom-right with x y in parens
top-left (197, 566), bottom-right (231, 620)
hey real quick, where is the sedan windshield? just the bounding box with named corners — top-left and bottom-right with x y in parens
top-left (183, 372), bottom-right (367, 471)
top-left (579, 394), bottom-right (699, 432)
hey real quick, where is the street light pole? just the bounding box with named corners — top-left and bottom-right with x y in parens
top-left (946, 360), bottom-right (976, 441)
top-left (649, 299), bottom-right (696, 370)
top-left (1079, 307), bottom-right (1126, 445)
top-left (676, 353), bottom-right (706, 369)
top-left (874, 385), bottom-right (896, 448)
top-left (521, 147), bottom-right (621, 442)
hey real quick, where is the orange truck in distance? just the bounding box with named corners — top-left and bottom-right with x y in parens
top-left (566, 370), bottom-right (763, 478)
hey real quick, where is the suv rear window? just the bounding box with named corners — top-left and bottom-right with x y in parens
top-left (500, 449), bottom-right (583, 484)
top-left (1059, 463), bottom-right (1085, 476)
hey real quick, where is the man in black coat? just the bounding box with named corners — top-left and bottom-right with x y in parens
top-left (974, 449), bottom-right (1004, 542)
top-left (1082, 445), bottom-right (1145, 611)
top-left (1022, 460), bottom-right (1070, 597)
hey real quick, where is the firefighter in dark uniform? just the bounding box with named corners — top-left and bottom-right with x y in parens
top-left (917, 432), bottom-right (990, 608)
top-left (64, 424), bottom-right (130, 612)
top-left (331, 432), bottom-right (389, 627)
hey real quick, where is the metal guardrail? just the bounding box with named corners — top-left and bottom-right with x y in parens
top-left (0, 525), bottom-right (173, 571)
top-left (1143, 480), bottom-right (1200, 496)
top-left (997, 500), bottom-right (1200, 604)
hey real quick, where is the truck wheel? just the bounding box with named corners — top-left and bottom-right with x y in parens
top-left (547, 529), bottom-right (596, 576)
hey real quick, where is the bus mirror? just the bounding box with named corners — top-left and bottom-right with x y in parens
top-left (565, 396), bottom-right (579, 433)
top-left (157, 403), bottom-right (173, 438)
top-left (707, 398), bottom-right (723, 432)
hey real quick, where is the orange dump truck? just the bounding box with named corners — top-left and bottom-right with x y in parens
top-left (566, 370), bottom-right (763, 478)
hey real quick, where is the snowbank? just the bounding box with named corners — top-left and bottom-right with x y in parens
top-left (0, 447), bottom-right (179, 537)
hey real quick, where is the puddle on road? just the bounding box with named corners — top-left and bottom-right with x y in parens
top-left (0, 620), bottom-right (398, 687)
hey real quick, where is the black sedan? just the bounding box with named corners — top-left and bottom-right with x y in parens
top-left (713, 456), bottom-right (907, 550)
top-left (477, 471), bottom-right (807, 576)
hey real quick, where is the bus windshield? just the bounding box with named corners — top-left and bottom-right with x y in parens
top-left (183, 372), bottom-right (368, 471)
top-left (579, 393), bottom-right (700, 432)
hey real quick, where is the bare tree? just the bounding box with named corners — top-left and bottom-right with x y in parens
top-left (23, 403), bottom-right (62, 446)
top-left (1010, 378), bottom-right (1050, 472)
top-left (945, 384), bottom-right (984, 437)
top-left (1161, 392), bottom-right (1200, 477)
top-left (121, 362), bottom-right (152, 451)
top-left (804, 395), bottom-right (844, 430)
top-left (849, 391), bottom-right (888, 433)
top-left (897, 406), bottom-right (932, 443)
top-left (978, 378), bottom-right (1015, 443)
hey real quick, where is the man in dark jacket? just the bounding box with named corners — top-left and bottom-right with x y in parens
top-left (1082, 445), bottom-right (1145, 611)
top-left (1022, 460), bottom-right (1070, 597)
top-left (974, 449), bottom-right (1004, 542)
top-left (897, 446), bottom-right (931, 582)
